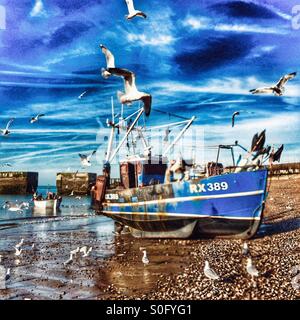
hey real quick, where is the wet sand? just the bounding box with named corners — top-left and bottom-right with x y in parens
top-left (0, 175), bottom-right (300, 300)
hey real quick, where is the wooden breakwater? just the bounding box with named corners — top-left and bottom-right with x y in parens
top-left (0, 172), bottom-right (38, 195)
top-left (56, 172), bottom-right (97, 195)
top-left (224, 162), bottom-right (300, 176)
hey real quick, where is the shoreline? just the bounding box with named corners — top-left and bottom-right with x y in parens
top-left (0, 176), bottom-right (299, 300)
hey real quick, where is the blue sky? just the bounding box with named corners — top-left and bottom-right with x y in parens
top-left (0, 0), bottom-right (299, 184)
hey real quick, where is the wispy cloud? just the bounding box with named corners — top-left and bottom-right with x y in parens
top-left (153, 76), bottom-right (300, 97)
top-left (127, 33), bottom-right (175, 46)
top-left (182, 15), bottom-right (287, 34)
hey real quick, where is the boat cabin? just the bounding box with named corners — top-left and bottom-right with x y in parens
top-left (120, 156), bottom-right (168, 188)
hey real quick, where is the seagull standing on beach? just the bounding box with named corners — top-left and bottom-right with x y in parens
top-left (5, 268), bottom-right (10, 281)
top-left (124, 0), bottom-right (147, 20)
top-left (242, 243), bottom-right (249, 256)
top-left (246, 257), bottom-right (259, 286)
top-left (79, 150), bottom-right (96, 167)
top-left (1, 118), bottom-right (14, 136)
top-left (204, 261), bottom-right (220, 280)
top-left (142, 250), bottom-right (149, 266)
top-left (231, 111), bottom-right (240, 127)
top-left (0, 259), bottom-right (10, 290)
top-left (250, 72), bottom-right (297, 96)
top-left (100, 44), bottom-right (152, 116)
top-left (30, 114), bottom-right (45, 124)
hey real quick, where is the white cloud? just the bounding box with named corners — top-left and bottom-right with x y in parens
top-left (127, 33), bottom-right (175, 46)
top-left (182, 16), bottom-right (210, 30)
top-left (215, 23), bottom-right (286, 34)
top-left (153, 76), bottom-right (300, 97)
top-left (182, 14), bottom-right (287, 34)
top-left (44, 47), bottom-right (94, 66)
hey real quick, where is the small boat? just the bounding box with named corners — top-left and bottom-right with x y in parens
top-left (33, 198), bottom-right (62, 210)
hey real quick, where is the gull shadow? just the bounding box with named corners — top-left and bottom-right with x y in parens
top-left (256, 217), bottom-right (300, 238)
top-left (222, 274), bottom-right (239, 283)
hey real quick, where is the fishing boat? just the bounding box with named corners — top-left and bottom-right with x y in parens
top-left (33, 198), bottom-right (62, 211)
top-left (91, 102), bottom-right (269, 239)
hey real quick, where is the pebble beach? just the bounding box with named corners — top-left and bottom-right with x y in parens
top-left (0, 175), bottom-right (299, 300)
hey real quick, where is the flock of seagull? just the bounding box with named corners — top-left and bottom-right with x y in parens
top-left (0, 237), bottom-right (93, 289)
top-left (141, 242), bottom-right (259, 285)
top-left (0, 112), bottom-right (97, 168)
top-left (203, 243), bottom-right (259, 284)
top-left (0, 114), bottom-right (45, 137)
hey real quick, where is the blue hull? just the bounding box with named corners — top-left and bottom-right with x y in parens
top-left (102, 170), bottom-right (268, 239)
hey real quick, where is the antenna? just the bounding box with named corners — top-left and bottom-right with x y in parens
top-left (111, 96), bottom-right (114, 124)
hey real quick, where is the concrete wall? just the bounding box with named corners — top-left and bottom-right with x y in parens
top-left (56, 172), bottom-right (97, 195)
top-left (0, 172), bottom-right (38, 195)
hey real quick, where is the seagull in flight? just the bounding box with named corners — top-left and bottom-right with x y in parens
top-left (204, 261), bottom-right (220, 280)
top-left (30, 114), bottom-right (45, 124)
top-left (250, 72), bottom-right (297, 96)
top-left (30, 0), bottom-right (47, 18)
top-left (15, 239), bottom-right (24, 249)
top-left (64, 253), bottom-right (74, 266)
top-left (78, 90), bottom-right (89, 100)
top-left (100, 44), bottom-right (115, 79)
top-left (14, 247), bottom-right (23, 256)
top-left (124, 0), bottom-right (147, 20)
top-left (3, 202), bottom-right (28, 213)
top-left (0, 163), bottom-right (12, 168)
top-left (1, 118), bottom-right (14, 136)
top-left (100, 45), bottom-right (152, 116)
top-left (79, 150), bottom-right (96, 167)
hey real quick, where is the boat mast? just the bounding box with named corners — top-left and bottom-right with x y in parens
top-left (162, 116), bottom-right (196, 157)
top-left (108, 107), bottom-right (144, 163)
top-left (105, 96), bottom-right (116, 162)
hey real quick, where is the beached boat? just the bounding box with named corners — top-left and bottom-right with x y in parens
top-left (95, 156), bottom-right (268, 239)
top-left (33, 198), bottom-right (62, 210)
top-left (91, 104), bottom-right (269, 239)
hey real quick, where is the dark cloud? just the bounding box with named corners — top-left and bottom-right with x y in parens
top-left (48, 21), bottom-right (92, 48)
top-left (174, 34), bottom-right (253, 73)
top-left (51, 0), bottom-right (101, 13)
top-left (2, 37), bottom-right (45, 58)
top-left (211, 1), bottom-right (279, 19)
